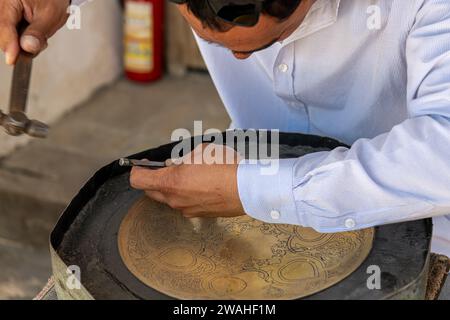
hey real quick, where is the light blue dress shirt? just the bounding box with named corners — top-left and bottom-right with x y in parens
top-left (195, 0), bottom-right (450, 255)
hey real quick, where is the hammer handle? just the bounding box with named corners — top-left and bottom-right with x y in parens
top-left (9, 20), bottom-right (34, 114)
top-left (9, 53), bottom-right (33, 113)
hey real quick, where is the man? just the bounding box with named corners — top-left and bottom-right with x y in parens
top-left (1, 0), bottom-right (449, 256)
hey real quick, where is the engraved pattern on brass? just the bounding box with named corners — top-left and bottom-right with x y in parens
top-left (118, 197), bottom-right (374, 300)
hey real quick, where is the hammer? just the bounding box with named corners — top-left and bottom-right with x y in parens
top-left (0, 22), bottom-right (49, 138)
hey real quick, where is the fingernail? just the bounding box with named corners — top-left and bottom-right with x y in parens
top-left (5, 52), bottom-right (14, 65)
top-left (20, 35), bottom-right (41, 53)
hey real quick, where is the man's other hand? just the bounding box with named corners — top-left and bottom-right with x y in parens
top-left (0, 0), bottom-right (70, 65)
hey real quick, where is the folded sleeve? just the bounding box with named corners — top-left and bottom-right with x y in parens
top-left (238, 0), bottom-right (450, 233)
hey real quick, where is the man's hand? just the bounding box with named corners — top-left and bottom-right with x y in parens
top-left (0, 0), bottom-right (70, 65)
top-left (130, 145), bottom-right (246, 218)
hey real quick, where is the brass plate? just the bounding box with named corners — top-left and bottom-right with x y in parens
top-left (118, 197), bottom-right (374, 300)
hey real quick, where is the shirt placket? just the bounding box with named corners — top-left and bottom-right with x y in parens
top-left (273, 43), bottom-right (309, 133)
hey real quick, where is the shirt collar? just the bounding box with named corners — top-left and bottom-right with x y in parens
top-left (280, 0), bottom-right (341, 45)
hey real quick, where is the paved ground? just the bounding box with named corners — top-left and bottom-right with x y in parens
top-left (0, 73), bottom-right (229, 299)
top-left (440, 277), bottom-right (450, 300)
top-left (0, 239), bottom-right (51, 299)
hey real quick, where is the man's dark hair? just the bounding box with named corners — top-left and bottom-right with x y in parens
top-left (186, 0), bottom-right (302, 30)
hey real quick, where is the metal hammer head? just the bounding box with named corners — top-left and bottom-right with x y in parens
top-left (0, 110), bottom-right (49, 138)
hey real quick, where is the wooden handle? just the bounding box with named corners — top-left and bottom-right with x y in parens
top-left (9, 20), bottom-right (34, 114)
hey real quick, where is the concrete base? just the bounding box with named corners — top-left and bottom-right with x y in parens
top-left (440, 277), bottom-right (450, 300)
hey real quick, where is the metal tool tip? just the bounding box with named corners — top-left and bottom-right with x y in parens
top-left (119, 158), bottom-right (131, 167)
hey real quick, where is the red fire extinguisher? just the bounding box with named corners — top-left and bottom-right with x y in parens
top-left (124, 0), bottom-right (164, 83)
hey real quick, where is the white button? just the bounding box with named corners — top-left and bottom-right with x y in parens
top-left (270, 210), bottom-right (281, 220)
top-left (278, 63), bottom-right (289, 73)
top-left (345, 218), bottom-right (356, 229)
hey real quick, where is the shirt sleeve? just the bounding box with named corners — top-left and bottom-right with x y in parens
top-left (238, 0), bottom-right (450, 233)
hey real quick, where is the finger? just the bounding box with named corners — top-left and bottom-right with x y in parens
top-left (130, 165), bottom-right (173, 191)
top-left (145, 191), bottom-right (191, 211)
top-left (145, 191), bottom-right (167, 204)
top-left (0, 3), bottom-right (22, 64)
top-left (20, 4), bottom-right (68, 54)
top-left (4, 33), bottom-right (20, 65)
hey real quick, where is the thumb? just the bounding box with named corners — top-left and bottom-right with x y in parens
top-left (20, 21), bottom-right (49, 55)
top-left (20, 33), bottom-right (43, 55)
top-left (20, 8), bottom-right (67, 54)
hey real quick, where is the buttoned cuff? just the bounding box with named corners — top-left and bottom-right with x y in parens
top-left (237, 159), bottom-right (300, 225)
